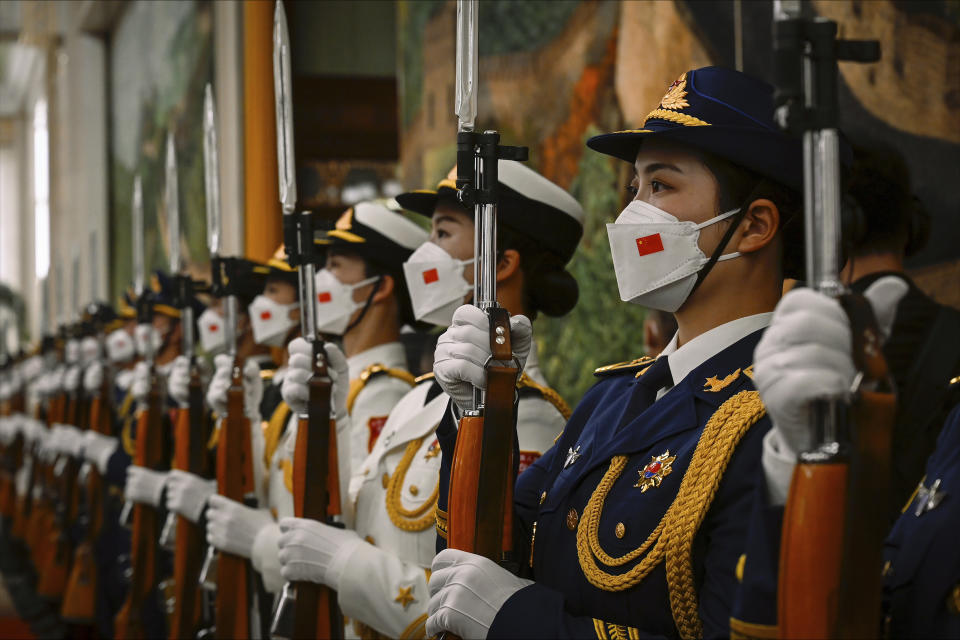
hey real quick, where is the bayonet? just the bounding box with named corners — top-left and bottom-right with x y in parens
top-left (273, 1), bottom-right (297, 216)
top-left (203, 84), bottom-right (222, 259)
top-left (166, 132), bottom-right (181, 276)
top-left (132, 176), bottom-right (144, 297)
top-left (455, 0), bottom-right (478, 133)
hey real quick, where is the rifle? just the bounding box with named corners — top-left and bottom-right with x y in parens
top-left (38, 328), bottom-right (88, 602)
top-left (63, 310), bottom-right (115, 624)
top-left (270, 4), bottom-right (344, 637)
top-left (115, 174), bottom-right (168, 640)
top-left (151, 126), bottom-right (214, 640)
top-left (771, 3), bottom-right (889, 638)
top-left (191, 82), bottom-right (260, 640)
top-left (444, 0), bottom-right (528, 583)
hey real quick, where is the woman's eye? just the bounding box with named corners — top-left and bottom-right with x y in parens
top-left (625, 184), bottom-right (639, 197)
top-left (436, 229), bottom-right (450, 239)
top-left (650, 179), bottom-right (668, 194)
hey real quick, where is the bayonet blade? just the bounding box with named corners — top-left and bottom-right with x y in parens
top-left (132, 175), bottom-right (145, 295)
top-left (455, 0), bottom-right (478, 132)
top-left (165, 132), bottom-right (181, 274)
top-left (273, 0), bottom-right (297, 214)
top-left (203, 84), bottom-right (222, 257)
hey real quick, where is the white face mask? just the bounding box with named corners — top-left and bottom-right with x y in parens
top-left (198, 308), bottom-right (227, 355)
top-left (313, 269), bottom-right (380, 336)
top-left (248, 295), bottom-right (298, 347)
top-left (134, 324), bottom-right (163, 357)
top-left (65, 339), bottom-right (81, 364)
top-left (402, 241), bottom-right (474, 327)
top-left (607, 200), bottom-right (742, 312)
top-left (106, 329), bottom-right (136, 364)
top-left (80, 336), bottom-right (100, 364)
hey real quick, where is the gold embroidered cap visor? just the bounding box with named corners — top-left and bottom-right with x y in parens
top-left (587, 67), bottom-right (808, 192)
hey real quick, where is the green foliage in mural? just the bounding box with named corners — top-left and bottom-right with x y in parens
top-left (398, 0), bottom-right (445, 128)
top-left (478, 1), bottom-right (582, 55)
top-left (535, 126), bottom-right (646, 409)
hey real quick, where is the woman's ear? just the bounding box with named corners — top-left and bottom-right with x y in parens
top-left (371, 274), bottom-right (395, 304)
top-left (736, 198), bottom-right (780, 254)
top-left (495, 249), bottom-right (521, 283)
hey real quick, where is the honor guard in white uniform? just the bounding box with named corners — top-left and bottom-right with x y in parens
top-left (251, 202), bottom-right (430, 592)
top-left (275, 161), bottom-right (584, 639)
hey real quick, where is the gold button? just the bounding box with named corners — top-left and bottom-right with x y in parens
top-left (364, 535), bottom-right (376, 545)
top-left (539, 491), bottom-right (547, 504)
top-left (566, 508), bottom-right (579, 530)
top-left (409, 485), bottom-right (419, 496)
top-left (362, 468), bottom-right (369, 476)
top-left (382, 472), bottom-right (390, 489)
top-left (882, 560), bottom-right (892, 577)
top-left (615, 522), bottom-right (625, 539)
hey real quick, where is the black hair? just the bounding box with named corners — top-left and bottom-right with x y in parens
top-left (697, 152), bottom-right (804, 280)
top-left (437, 192), bottom-right (579, 321)
top-left (847, 144), bottom-right (928, 257)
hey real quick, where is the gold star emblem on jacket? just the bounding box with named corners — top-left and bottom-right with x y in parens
top-left (703, 368), bottom-right (742, 392)
top-left (394, 585), bottom-right (416, 610)
top-left (635, 451), bottom-right (676, 492)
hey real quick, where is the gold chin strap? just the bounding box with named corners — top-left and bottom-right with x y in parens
top-left (576, 390), bottom-right (766, 640)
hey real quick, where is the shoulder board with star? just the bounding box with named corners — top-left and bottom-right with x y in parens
top-left (593, 356), bottom-right (656, 378)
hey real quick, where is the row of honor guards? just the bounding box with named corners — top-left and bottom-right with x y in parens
top-left (2, 4), bottom-right (960, 640)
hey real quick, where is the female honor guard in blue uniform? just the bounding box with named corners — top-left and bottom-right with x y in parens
top-left (425, 67), bottom-right (809, 640)
top-left (730, 281), bottom-right (960, 639)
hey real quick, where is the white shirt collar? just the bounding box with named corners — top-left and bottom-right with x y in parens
top-left (346, 341), bottom-right (408, 380)
top-left (523, 335), bottom-right (547, 386)
top-left (659, 312), bottom-right (773, 389)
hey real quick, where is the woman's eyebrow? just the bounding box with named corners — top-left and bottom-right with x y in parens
top-left (636, 162), bottom-right (684, 176)
top-left (434, 214), bottom-right (462, 226)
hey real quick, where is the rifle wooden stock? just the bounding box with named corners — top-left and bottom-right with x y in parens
top-left (170, 367), bottom-right (211, 639)
top-left (447, 309), bottom-right (518, 562)
top-left (115, 374), bottom-right (165, 640)
top-left (778, 294), bottom-right (895, 639)
top-left (291, 349), bottom-right (343, 640)
top-left (214, 360), bottom-right (253, 639)
top-left (63, 377), bottom-right (116, 623)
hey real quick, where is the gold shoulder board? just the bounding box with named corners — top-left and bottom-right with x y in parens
top-left (593, 356), bottom-right (655, 377)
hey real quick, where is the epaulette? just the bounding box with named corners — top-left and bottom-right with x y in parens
top-left (347, 364), bottom-right (417, 414)
top-left (593, 356), bottom-right (655, 377)
top-left (517, 373), bottom-right (572, 421)
top-left (262, 401), bottom-right (292, 469)
top-left (260, 368), bottom-right (276, 382)
top-left (414, 372), bottom-right (435, 385)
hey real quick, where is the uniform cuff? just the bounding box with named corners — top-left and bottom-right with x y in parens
top-left (762, 429), bottom-right (797, 506)
top-left (251, 522), bottom-right (284, 593)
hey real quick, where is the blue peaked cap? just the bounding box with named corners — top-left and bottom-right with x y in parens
top-left (588, 67), bottom-right (806, 191)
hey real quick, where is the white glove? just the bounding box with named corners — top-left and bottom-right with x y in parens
top-left (131, 362), bottom-right (151, 407)
top-left (426, 548), bottom-right (533, 640)
top-left (124, 466), bottom-right (169, 507)
top-left (205, 355), bottom-right (263, 421)
top-left (82, 431), bottom-right (119, 474)
top-left (83, 361), bottom-right (104, 393)
top-left (81, 336), bottom-right (100, 364)
top-left (58, 424), bottom-right (85, 457)
top-left (63, 365), bottom-right (82, 392)
top-left (165, 470), bottom-right (217, 523)
top-left (434, 305), bottom-right (533, 413)
top-left (277, 517), bottom-right (362, 588)
top-left (166, 355), bottom-right (191, 408)
top-left (281, 338), bottom-right (348, 420)
top-left (205, 494), bottom-right (274, 558)
top-left (754, 277), bottom-right (908, 503)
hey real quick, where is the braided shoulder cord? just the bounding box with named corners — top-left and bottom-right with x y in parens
top-left (575, 391), bottom-right (766, 639)
top-left (385, 436), bottom-right (439, 532)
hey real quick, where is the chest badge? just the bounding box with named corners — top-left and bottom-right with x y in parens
top-left (424, 439), bottom-right (441, 460)
top-left (564, 445), bottom-right (582, 469)
top-left (914, 478), bottom-right (947, 516)
top-left (635, 451), bottom-right (676, 492)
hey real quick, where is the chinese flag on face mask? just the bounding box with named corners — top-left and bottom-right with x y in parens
top-left (635, 233), bottom-right (665, 257)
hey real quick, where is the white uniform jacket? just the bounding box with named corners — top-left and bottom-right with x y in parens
top-left (335, 343), bottom-right (570, 639)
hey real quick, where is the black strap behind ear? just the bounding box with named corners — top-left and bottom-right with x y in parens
top-left (687, 207), bottom-right (749, 300)
top-left (343, 275), bottom-right (384, 336)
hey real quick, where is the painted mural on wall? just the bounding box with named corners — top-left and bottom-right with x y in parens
top-left (398, 0), bottom-right (960, 407)
top-left (109, 0), bottom-right (212, 301)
